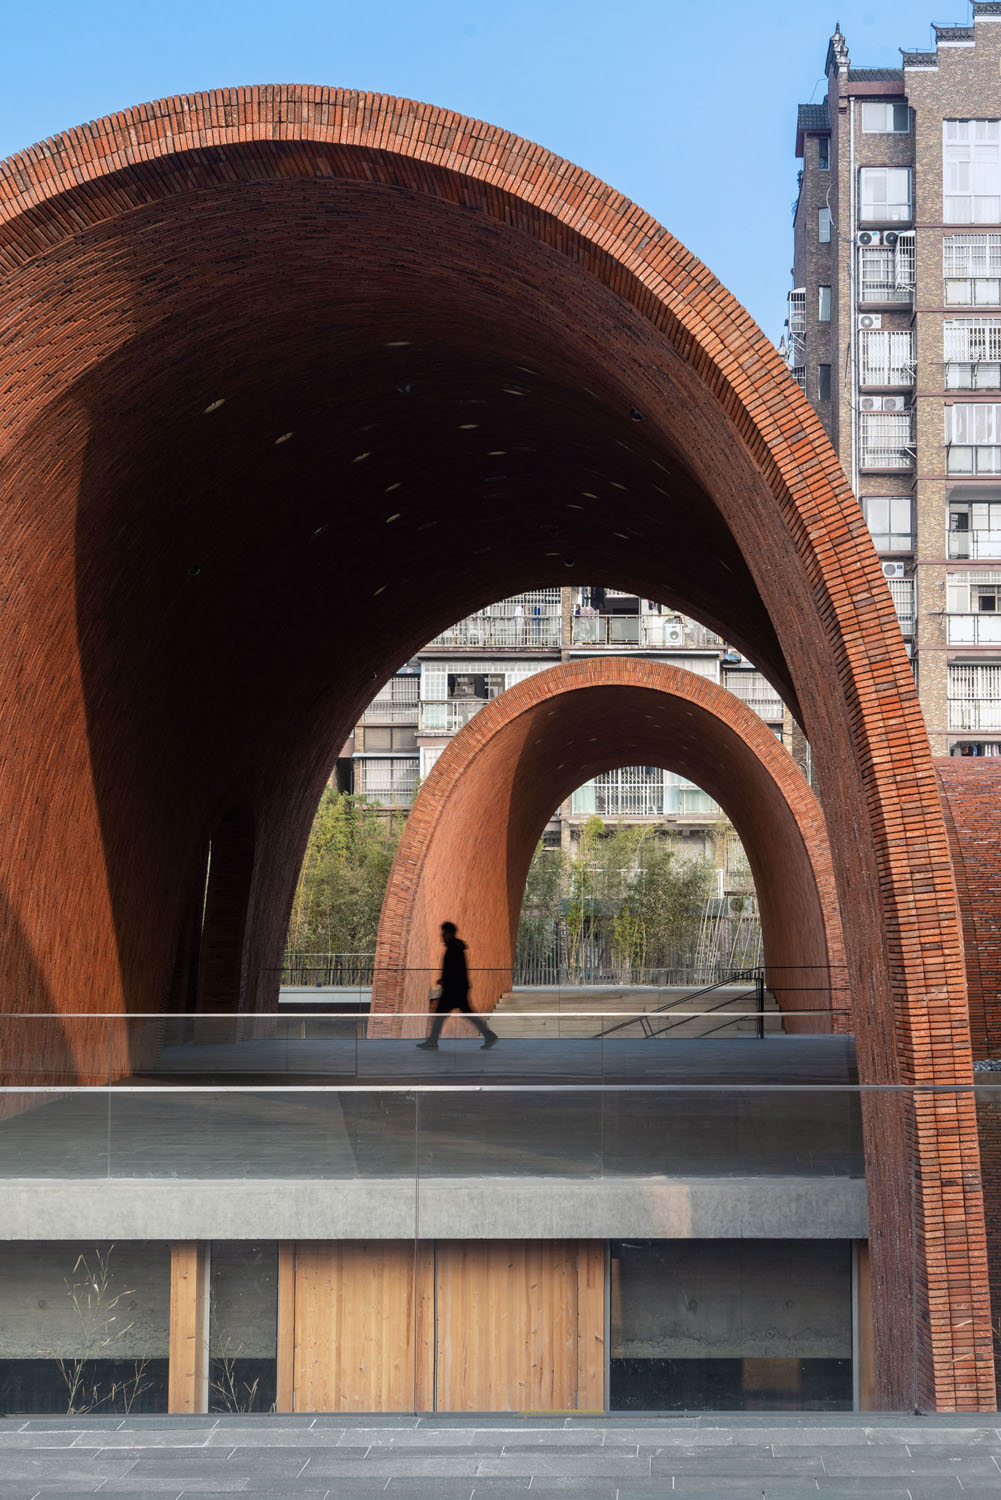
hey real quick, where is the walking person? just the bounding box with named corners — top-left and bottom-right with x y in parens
top-left (417, 922), bottom-right (499, 1050)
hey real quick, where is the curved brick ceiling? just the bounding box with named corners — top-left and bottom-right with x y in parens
top-left (372, 660), bottom-right (847, 1031)
top-left (0, 87), bottom-right (992, 1408)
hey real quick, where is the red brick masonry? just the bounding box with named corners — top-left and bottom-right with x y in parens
top-left (0, 86), bottom-right (991, 1407)
top-left (373, 660), bottom-right (847, 1030)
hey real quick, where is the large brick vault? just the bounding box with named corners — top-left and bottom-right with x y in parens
top-left (0, 86), bottom-right (993, 1407)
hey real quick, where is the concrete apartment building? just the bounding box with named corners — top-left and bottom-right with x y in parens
top-left (790, 4), bottom-right (1001, 756)
top-left (349, 587), bottom-right (786, 852)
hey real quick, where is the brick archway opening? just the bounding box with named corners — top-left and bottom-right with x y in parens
top-left (0, 87), bottom-right (991, 1406)
top-left (372, 660), bottom-right (846, 1032)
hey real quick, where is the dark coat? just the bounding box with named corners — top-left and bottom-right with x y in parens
top-left (437, 936), bottom-right (470, 1007)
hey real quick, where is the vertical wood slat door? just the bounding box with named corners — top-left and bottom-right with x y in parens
top-left (290, 1242), bottom-right (433, 1412)
top-left (434, 1240), bottom-right (605, 1412)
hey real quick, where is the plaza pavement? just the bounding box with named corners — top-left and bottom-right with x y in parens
top-left (1, 1412), bottom-right (1000, 1499)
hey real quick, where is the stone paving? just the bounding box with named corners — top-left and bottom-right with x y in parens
top-left (0, 1413), bottom-right (999, 1500)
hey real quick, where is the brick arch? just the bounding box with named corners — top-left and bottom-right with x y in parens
top-left (0, 87), bottom-right (991, 1406)
top-left (372, 660), bottom-right (846, 1030)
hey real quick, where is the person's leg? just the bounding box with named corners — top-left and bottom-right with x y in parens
top-left (456, 995), bottom-right (498, 1047)
top-left (417, 1006), bottom-right (448, 1049)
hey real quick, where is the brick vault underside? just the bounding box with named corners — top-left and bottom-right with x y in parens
top-left (0, 86), bottom-right (993, 1408)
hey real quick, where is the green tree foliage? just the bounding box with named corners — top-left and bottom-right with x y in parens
top-left (286, 789), bottom-right (402, 955)
top-left (516, 819), bottom-right (716, 979)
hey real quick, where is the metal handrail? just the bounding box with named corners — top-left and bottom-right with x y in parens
top-left (595, 969), bottom-right (765, 1039)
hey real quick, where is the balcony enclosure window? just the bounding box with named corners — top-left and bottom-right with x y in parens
top-left (570, 766), bottom-right (718, 820)
top-left (949, 495), bottom-right (1001, 558)
top-left (858, 239), bottom-right (914, 305)
top-left (944, 234), bottom-right (1001, 305)
top-left (859, 329), bottom-right (915, 387)
top-left (859, 166), bottom-right (912, 223)
top-left (420, 660), bottom-right (546, 731)
top-left (354, 756), bottom-right (419, 807)
top-left (361, 674), bottom-right (419, 723)
top-left (947, 570), bottom-right (1001, 645)
top-left (948, 661), bottom-right (1001, 731)
top-left (946, 403), bottom-right (1001, 474)
top-left (944, 318), bottom-right (1001, 389)
top-left (721, 669), bottom-right (783, 721)
top-left (944, 120), bottom-right (1001, 224)
top-left (861, 101), bottom-right (909, 134)
top-left (859, 410), bottom-right (915, 470)
top-left (862, 495), bottom-right (912, 553)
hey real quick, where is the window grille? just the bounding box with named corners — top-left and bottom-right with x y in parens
top-left (859, 410), bottom-right (915, 469)
top-left (722, 670), bottom-right (783, 719)
top-left (887, 577), bottom-right (915, 635)
top-left (859, 243), bottom-right (914, 304)
top-left (787, 288), bottom-right (806, 357)
top-left (859, 330), bottom-right (915, 386)
top-left (944, 234), bottom-right (1001, 278)
top-left (944, 318), bottom-right (1001, 389)
top-left (948, 662), bottom-right (1001, 730)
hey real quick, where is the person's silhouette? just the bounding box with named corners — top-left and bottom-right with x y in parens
top-left (416, 922), bottom-right (499, 1050)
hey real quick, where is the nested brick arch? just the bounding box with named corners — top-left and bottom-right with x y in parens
top-left (0, 86), bottom-right (992, 1405)
top-left (372, 659), bottom-right (847, 1029)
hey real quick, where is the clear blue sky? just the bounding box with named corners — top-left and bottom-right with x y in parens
top-left (0, 0), bottom-right (973, 338)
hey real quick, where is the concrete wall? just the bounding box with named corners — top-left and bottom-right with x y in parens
top-left (611, 1239), bottom-right (852, 1360)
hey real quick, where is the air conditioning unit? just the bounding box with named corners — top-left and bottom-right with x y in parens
top-left (858, 313), bottom-right (883, 330)
top-left (858, 230), bottom-right (882, 246)
top-left (860, 394), bottom-right (909, 412)
top-left (663, 623), bottom-right (684, 645)
top-left (882, 561), bottom-right (907, 579)
top-left (883, 230), bottom-right (900, 248)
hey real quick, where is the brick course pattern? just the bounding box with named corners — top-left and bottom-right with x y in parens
top-left (0, 86), bottom-right (991, 1407)
top-left (373, 659), bottom-right (847, 1029)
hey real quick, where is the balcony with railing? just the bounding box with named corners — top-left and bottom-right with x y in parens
top-left (859, 411), bottom-right (915, 470)
top-left (427, 614), bottom-right (562, 650)
top-left (360, 697), bottom-right (419, 724)
top-left (947, 612), bottom-right (1001, 646)
top-left (948, 526), bottom-right (1001, 559)
top-left (569, 615), bottom-right (723, 650)
top-left (948, 697), bottom-right (1001, 732)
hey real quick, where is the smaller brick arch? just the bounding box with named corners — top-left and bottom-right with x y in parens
top-left (372, 659), bottom-right (844, 1028)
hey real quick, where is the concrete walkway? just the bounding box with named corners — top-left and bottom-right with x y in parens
top-left (0, 1412), bottom-right (999, 1499)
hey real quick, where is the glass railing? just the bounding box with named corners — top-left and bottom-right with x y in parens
top-left (0, 969), bottom-right (854, 1088)
top-left (2, 1080), bottom-right (1000, 1416)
